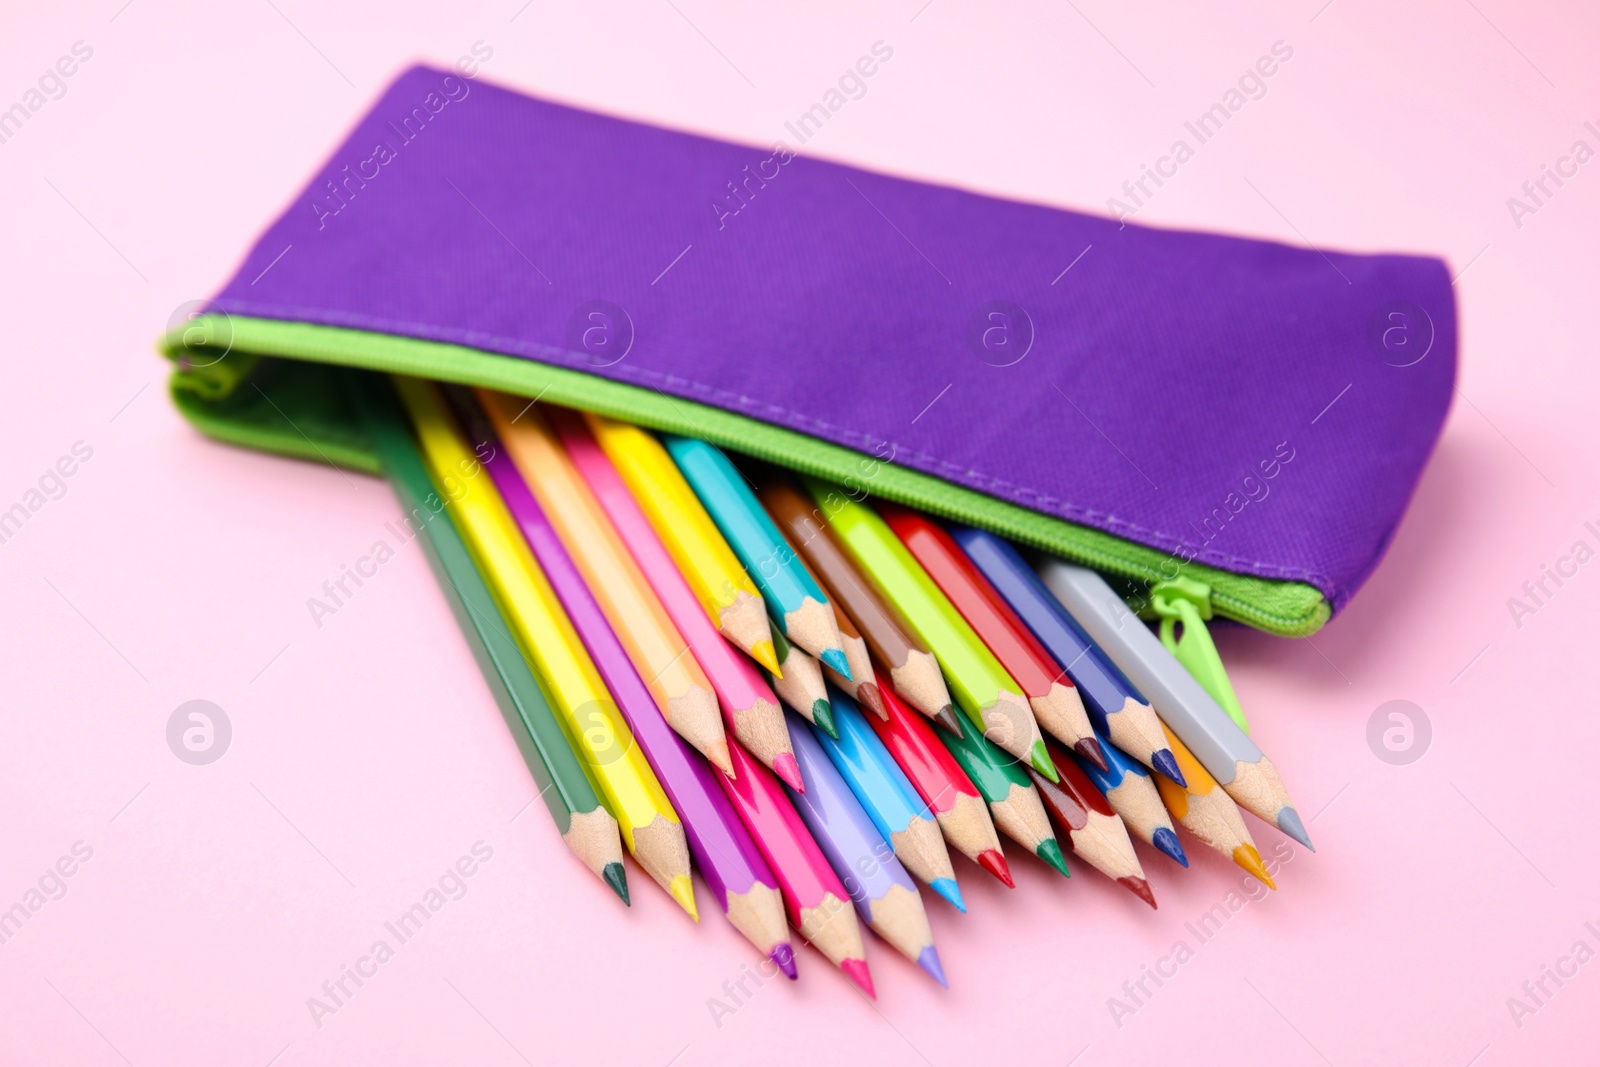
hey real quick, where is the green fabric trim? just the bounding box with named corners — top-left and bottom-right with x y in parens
top-left (159, 315), bottom-right (1330, 636)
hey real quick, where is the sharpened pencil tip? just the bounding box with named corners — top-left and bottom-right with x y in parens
top-left (1152, 826), bottom-right (1189, 867)
top-left (840, 957), bottom-right (876, 998)
top-left (977, 849), bottom-right (1015, 888)
top-left (935, 705), bottom-right (964, 737)
top-left (1074, 736), bottom-right (1110, 773)
top-left (1234, 843), bottom-right (1277, 889)
top-left (1276, 807), bottom-right (1314, 851)
top-left (857, 682), bottom-right (888, 721)
top-left (819, 647), bottom-right (852, 679)
top-left (930, 877), bottom-right (967, 913)
top-left (1151, 748), bottom-right (1186, 787)
top-left (1036, 837), bottom-right (1070, 876)
top-left (774, 751), bottom-right (805, 792)
top-left (1029, 740), bottom-right (1060, 783)
top-left (603, 862), bottom-right (630, 905)
top-left (916, 946), bottom-right (949, 989)
top-left (771, 943), bottom-right (798, 980)
top-left (670, 875), bottom-right (699, 921)
top-left (752, 639), bottom-right (782, 677)
top-left (812, 699), bottom-right (838, 739)
top-left (705, 738), bottom-right (735, 778)
top-left (1119, 876), bottom-right (1157, 909)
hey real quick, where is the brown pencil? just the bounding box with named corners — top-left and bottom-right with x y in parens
top-left (757, 477), bottom-right (957, 727)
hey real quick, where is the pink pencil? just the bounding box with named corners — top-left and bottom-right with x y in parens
top-left (719, 738), bottom-right (875, 996)
top-left (554, 409), bottom-right (803, 792)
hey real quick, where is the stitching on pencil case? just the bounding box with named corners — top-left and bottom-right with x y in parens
top-left (211, 300), bottom-right (1337, 590)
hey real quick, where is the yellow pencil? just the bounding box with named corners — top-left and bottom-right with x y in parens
top-left (392, 377), bottom-right (695, 917)
top-left (584, 414), bottom-right (782, 677)
top-left (478, 392), bottom-right (734, 777)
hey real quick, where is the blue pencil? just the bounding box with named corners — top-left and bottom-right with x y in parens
top-left (947, 526), bottom-right (1185, 787)
top-left (813, 687), bottom-right (967, 912)
top-left (663, 436), bottom-right (851, 678)
top-left (783, 709), bottom-right (947, 986)
top-left (1074, 731), bottom-right (1188, 867)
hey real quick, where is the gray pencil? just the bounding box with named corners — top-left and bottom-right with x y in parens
top-left (1033, 559), bottom-right (1313, 851)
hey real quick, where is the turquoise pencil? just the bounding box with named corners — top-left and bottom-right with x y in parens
top-left (663, 436), bottom-right (851, 678)
top-left (812, 685), bottom-right (965, 912)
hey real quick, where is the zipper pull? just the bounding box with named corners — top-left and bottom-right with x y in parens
top-left (1148, 577), bottom-right (1250, 733)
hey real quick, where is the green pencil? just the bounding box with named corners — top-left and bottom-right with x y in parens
top-left (347, 372), bottom-right (630, 903)
top-left (938, 705), bottom-right (1070, 877)
top-left (801, 478), bottom-right (1058, 782)
top-left (764, 627), bottom-right (837, 739)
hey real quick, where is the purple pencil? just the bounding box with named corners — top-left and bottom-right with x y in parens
top-left (451, 392), bottom-right (796, 974)
top-left (783, 708), bottom-right (947, 987)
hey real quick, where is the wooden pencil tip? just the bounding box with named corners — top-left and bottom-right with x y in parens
top-left (934, 705), bottom-right (964, 737)
top-left (840, 957), bottom-right (876, 999)
top-left (1234, 843), bottom-right (1277, 889)
top-left (1075, 736), bottom-right (1110, 773)
top-left (774, 751), bottom-right (805, 792)
top-left (1120, 876), bottom-right (1158, 909)
top-left (772, 943), bottom-right (798, 980)
top-left (670, 875), bottom-right (700, 921)
top-left (856, 682), bottom-right (888, 721)
top-left (977, 849), bottom-right (1015, 888)
top-left (1151, 748), bottom-right (1186, 787)
top-left (603, 863), bottom-right (630, 905)
top-left (752, 639), bottom-right (782, 677)
top-left (1029, 740), bottom-right (1060, 783)
top-left (705, 738), bottom-right (736, 778)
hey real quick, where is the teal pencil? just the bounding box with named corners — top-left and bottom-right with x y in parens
top-left (663, 436), bottom-right (852, 678)
top-left (813, 686), bottom-right (966, 912)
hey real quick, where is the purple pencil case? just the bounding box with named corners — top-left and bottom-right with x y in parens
top-left (162, 64), bottom-right (1455, 638)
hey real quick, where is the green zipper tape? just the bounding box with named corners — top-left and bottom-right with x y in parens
top-left (160, 315), bottom-right (1331, 637)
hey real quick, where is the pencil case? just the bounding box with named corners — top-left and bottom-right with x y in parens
top-left (162, 64), bottom-right (1455, 642)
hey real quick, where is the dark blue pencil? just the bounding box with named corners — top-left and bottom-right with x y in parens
top-left (947, 526), bottom-right (1184, 786)
top-left (1073, 730), bottom-right (1188, 867)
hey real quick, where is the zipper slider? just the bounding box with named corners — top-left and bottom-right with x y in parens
top-left (1148, 577), bottom-right (1250, 732)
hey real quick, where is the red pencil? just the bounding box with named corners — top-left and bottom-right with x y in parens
top-left (1031, 736), bottom-right (1155, 908)
top-left (880, 507), bottom-right (1106, 772)
top-left (717, 738), bottom-right (875, 996)
top-left (868, 674), bottom-right (1013, 888)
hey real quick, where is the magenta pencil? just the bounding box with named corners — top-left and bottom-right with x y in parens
top-left (556, 411), bottom-right (803, 792)
top-left (718, 739), bottom-right (875, 996)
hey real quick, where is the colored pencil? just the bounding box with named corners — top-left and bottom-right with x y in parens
top-left (471, 393), bottom-right (733, 777)
top-left (449, 393), bottom-right (711, 918)
top-left (885, 510), bottom-right (1105, 771)
top-left (717, 738), bottom-right (875, 996)
top-left (783, 709), bottom-right (947, 986)
top-left (765, 628), bottom-right (836, 739)
top-left (584, 414), bottom-right (781, 675)
top-left (1032, 737), bottom-right (1155, 908)
top-left (936, 702), bottom-right (1069, 876)
top-left (948, 526), bottom-right (1184, 785)
top-left (779, 522), bottom-right (884, 721)
top-left (393, 377), bottom-right (695, 911)
top-left (758, 477), bottom-right (955, 727)
top-left (1036, 560), bottom-right (1313, 850)
top-left (813, 688), bottom-right (965, 912)
top-left (1074, 731), bottom-right (1188, 867)
top-left (1157, 725), bottom-right (1276, 888)
top-left (348, 375), bottom-right (629, 904)
top-left (560, 414), bottom-right (804, 791)
top-left (803, 479), bottom-right (1057, 781)
top-left (868, 677), bottom-right (1012, 887)
top-left (665, 436), bottom-right (851, 677)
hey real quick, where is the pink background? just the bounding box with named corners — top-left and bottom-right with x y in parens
top-left (3, 1), bottom-right (1598, 1063)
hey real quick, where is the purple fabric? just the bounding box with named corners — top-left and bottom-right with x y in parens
top-left (213, 65), bottom-right (1456, 612)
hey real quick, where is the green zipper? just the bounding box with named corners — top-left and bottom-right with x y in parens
top-left (161, 314), bottom-right (1331, 637)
